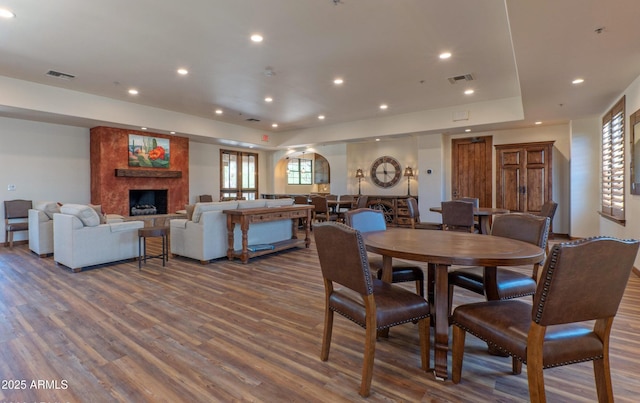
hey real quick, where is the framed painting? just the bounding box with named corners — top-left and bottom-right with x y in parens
top-left (128, 134), bottom-right (170, 168)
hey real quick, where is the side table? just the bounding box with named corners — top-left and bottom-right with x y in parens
top-left (138, 226), bottom-right (169, 269)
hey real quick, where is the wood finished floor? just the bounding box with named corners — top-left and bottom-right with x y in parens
top-left (1, 235), bottom-right (639, 402)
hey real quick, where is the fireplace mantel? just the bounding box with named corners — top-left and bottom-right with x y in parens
top-left (115, 169), bottom-right (182, 178)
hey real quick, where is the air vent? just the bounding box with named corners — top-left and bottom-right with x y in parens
top-left (46, 70), bottom-right (76, 80)
top-left (245, 118), bottom-right (261, 122)
top-left (448, 73), bottom-right (474, 84)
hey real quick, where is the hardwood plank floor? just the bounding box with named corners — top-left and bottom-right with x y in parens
top-left (1, 234), bottom-right (639, 402)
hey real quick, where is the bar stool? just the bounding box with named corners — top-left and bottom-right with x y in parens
top-left (138, 226), bottom-right (168, 269)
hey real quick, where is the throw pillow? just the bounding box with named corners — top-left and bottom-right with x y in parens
top-left (60, 204), bottom-right (101, 227)
top-left (185, 204), bottom-right (195, 221)
top-left (89, 204), bottom-right (108, 224)
top-left (34, 201), bottom-right (61, 220)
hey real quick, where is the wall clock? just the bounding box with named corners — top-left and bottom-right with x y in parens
top-left (370, 156), bottom-right (402, 188)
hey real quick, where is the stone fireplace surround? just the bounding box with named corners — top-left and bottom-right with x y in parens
top-left (90, 127), bottom-right (189, 217)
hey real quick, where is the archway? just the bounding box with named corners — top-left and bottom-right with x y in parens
top-left (274, 152), bottom-right (331, 195)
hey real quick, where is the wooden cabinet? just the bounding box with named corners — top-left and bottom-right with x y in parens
top-left (366, 195), bottom-right (414, 227)
top-left (495, 141), bottom-right (553, 214)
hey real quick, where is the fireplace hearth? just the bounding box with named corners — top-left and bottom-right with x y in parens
top-left (129, 189), bottom-right (168, 216)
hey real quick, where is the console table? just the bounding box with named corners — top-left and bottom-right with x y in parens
top-left (223, 205), bottom-right (314, 263)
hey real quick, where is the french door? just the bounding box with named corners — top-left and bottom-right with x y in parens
top-left (220, 150), bottom-right (258, 200)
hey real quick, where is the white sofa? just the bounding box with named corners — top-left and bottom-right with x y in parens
top-left (170, 198), bottom-right (295, 263)
top-left (53, 204), bottom-right (144, 272)
top-left (28, 201), bottom-right (60, 256)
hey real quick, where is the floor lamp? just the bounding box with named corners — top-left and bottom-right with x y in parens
top-left (404, 167), bottom-right (414, 196)
top-left (355, 169), bottom-right (364, 195)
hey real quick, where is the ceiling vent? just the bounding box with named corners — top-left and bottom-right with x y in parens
top-left (46, 70), bottom-right (76, 80)
top-left (448, 73), bottom-right (474, 84)
top-left (246, 118), bottom-right (261, 122)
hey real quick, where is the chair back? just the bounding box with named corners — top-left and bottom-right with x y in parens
top-left (310, 196), bottom-right (329, 213)
top-left (540, 200), bottom-right (558, 220)
top-left (4, 199), bottom-right (32, 219)
top-left (294, 195), bottom-right (309, 205)
top-left (356, 195), bottom-right (369, 209)
top-left (491, 213), bottom-right (550, 254)
top-left (458, 197), bottom-right (479, 207)
top-left (441, 200), bottom-right (475, 232)
top-left (344, 208), bottom-right (386, 233)
top-left (197, 195), bottom-right (213, 203)
top-left (326, 194), bottom-right (338, 201)
top-left (406, 197), bottom-right (420, 223)
top-left (314, 222), bottom-right (374, 296)
top-left (533, 236), bottom-right (639, 326)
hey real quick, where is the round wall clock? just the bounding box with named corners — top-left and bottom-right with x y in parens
top-left (370, 156), bottom-right (402, 188)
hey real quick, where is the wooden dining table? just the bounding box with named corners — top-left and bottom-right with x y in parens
top-left (429, 206), bottom-right (509, 234)
top-left (362, 228), bottom-right (544, 380)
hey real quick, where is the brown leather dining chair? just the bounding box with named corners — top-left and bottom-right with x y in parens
top-left (314, 222), bottom-right (430, 397)
top-left (197, 194), bottom-right (213, 202)
top-left (451, 236), bottom-right (640, 403)
top-left (310, 196), bottom-right (339, 223)
top-left (4, 199), bottom-right (32, 247)
top-left (441, 200), bottom-right (476, 233)
top-left (406, 197), bottom-right (441, 230)
top-left (448, 213), bottom-right (550, 313)
top-left (345, 208), bottom-right (425, 297)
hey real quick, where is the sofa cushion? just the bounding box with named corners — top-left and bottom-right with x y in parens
top-left (34, 201), bottom-right (60, 220)
top-left (60, 204), bottom-right (101, 227)
top-left (192, 201), bottom-right (238, 223)
top-left (266, 198), bottom-right (294, 207)
top-left (238, 199), bottom-right (267, 209)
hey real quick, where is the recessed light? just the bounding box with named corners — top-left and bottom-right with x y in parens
top-left (375, 138), bottom-right (381, 142)
top-left (141, 127), bottom-right (147, 130)
top-left (215, 109), bottom-right (223, 115)
top-left (465, 129), bottom-right (471, 132)
top-left (265, 97), bottom-right (273, 103)
top-left (439, 52), bottom-right (452, 59)
top-left (464, 89), bottom-right (474, 95)
top-left (379, 104), bottom-right (388, 110)
top-left (318, 115), bottom-right (325, 120)
top-left (535, 121), bottom-right (542, 125)
top-left (333, 78), bottom-right (344, 85)
top-left (251, 34), bottom-right (263, 42)
top-left (170, 131), bottom-right (176, 134)
top-left (128, 89), bottom-right (139, 95)
top-left (0, 8), bottom-right (15, 18)
top-left (177, 68), bottom-right (188, 75)
top-left (572, 78), bottom-right (584, 84)
top-left (272, 123), bottom-right (278, 128)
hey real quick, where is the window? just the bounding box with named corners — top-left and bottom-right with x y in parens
top-left (287, 158), bottom-right (312, 185)
top-left (601, 96), bottom-right (625, 224)
top-left (220, 149), bottom-right (258, 200)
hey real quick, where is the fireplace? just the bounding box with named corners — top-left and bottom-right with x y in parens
top-left (129, 189), bottom-right (168, 216)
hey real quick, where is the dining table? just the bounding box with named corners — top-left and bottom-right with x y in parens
top-left (429, 206), bottom-right (509, 234)
top-left (328, 199), bottom-right (354, 213)
top-left (362, 228), bottom-right (544, 380)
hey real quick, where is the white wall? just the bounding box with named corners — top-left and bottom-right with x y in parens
top-left (0, 117), bottom-right (90, 243)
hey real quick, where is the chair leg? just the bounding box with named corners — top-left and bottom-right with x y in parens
top-left (320, 308), bottom-right (333, 361)
top-left (360, 324), bottom-right (377, 397)
top-left (527, 324), bottom-right (547, 403)
top-left (416, 278), bottom-right (424, 298)
top-left (418, 317), bottom-right (430, 371)
top-left (593, 357), bottom-right (614, 403)
top-left (452, 325), bottom-right (465, 384)
top-left (512, 357), bottom-right (522, 374)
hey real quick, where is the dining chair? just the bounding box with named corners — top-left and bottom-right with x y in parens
top-left (314, 222), bottom-right (430, 397)
top-left (310, 196), bottom-right (338, 223)
top-left (406, 197), bottom-right (441, 230)
top-left (536, 200), bottom-right (558, 252)
top-left (344, 208), bottom-right (425, 297)
top-left (293, 195), bottom-right (309, 205)
top-left (355, 195), bottom-right (369, 209)
top-left (4, 199), bottom-right (32, 247)
top-left (441, 200), bottom-right (476, 233)
top-left (197, 194), bottom-right (213, 202)
top-left (448, 213), bottom-right (550, 312)
top-left (451, 236), bottom-right (639, 403)
top-left (458, 197), bottom-right (480, 231)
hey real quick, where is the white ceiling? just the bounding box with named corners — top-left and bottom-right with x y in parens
top-left (0, 0), bottom-right (639, 145)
